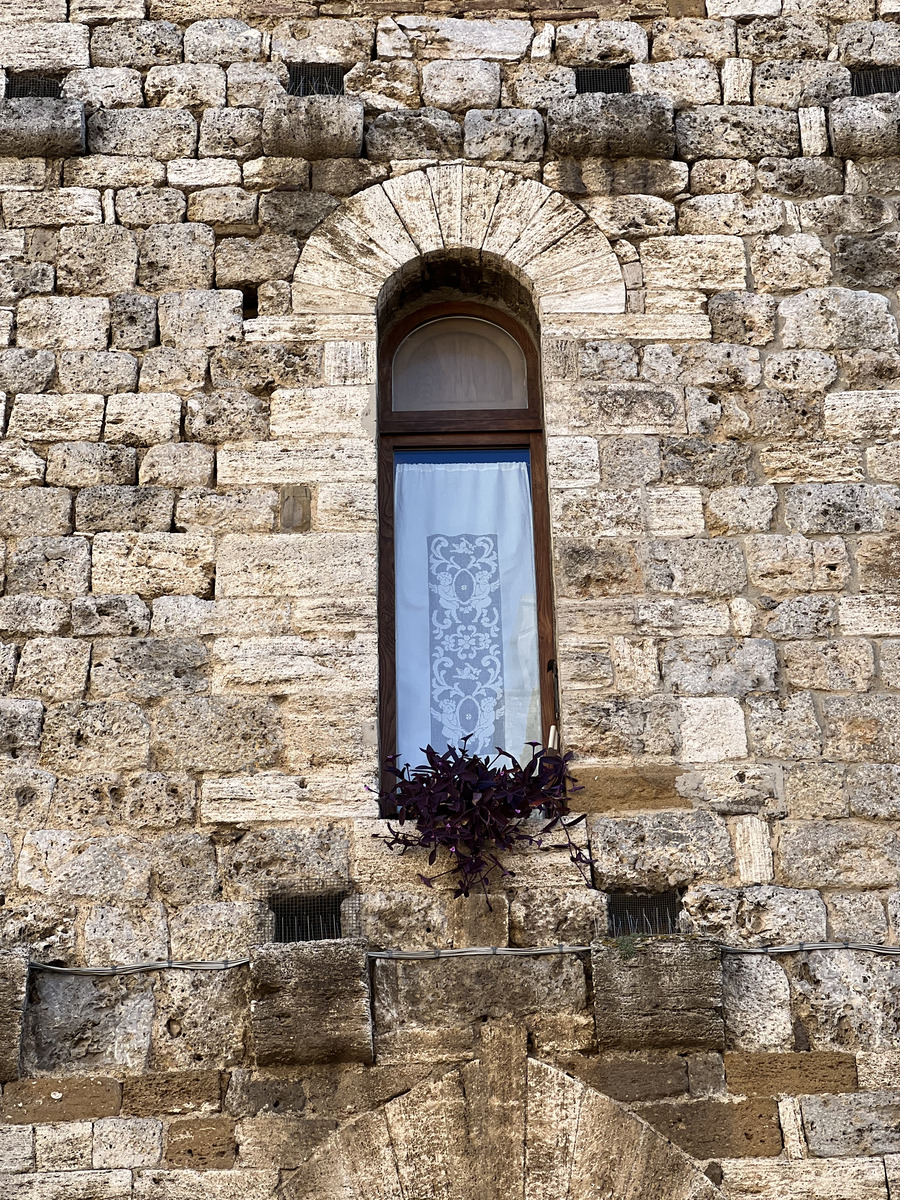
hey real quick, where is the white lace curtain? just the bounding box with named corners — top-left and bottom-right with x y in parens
top-left (394, 452), bottom-right (541, 770)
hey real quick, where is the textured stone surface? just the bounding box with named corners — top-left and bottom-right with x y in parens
top-left (591, 938), bottom-right (724, 1051)
top-left (250, 941), bottom-right (372, 1067)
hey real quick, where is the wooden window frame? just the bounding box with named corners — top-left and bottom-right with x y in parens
top-left (377, 301), bottom-right (557, 764)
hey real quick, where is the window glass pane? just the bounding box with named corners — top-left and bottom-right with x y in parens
top-left (394, 450), bottom-right (541, 769)
top-left (392, 317), bottom-right (528, 412)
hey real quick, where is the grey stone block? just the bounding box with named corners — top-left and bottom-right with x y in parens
top-left (802, 1092), bottom-right (900, 1156)
top-left (547, 93), bottom-right (675, 158)
top-left (366, 106), bottom-right (462, 161)
top-left (676, 104), bottom-right (800, 161)
top-left (250, 940), bottom-right (372, 1067)
top-left (591, 937), bottom-right (724, 1051)
top-left (261, 95), bottom-right (363, 160)
top-left (0, 951), bottom-right (27, 1081)
top-left (0, 99), bottom-right (85, 157)
top-left (830, 94), bottom-right (900, 159)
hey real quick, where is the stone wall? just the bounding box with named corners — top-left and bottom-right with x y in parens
top-left (3, 0), bottom-right (900, 1196)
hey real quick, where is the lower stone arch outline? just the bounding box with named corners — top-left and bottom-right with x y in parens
top-left (278, 1032), bottom-right (723, 1200)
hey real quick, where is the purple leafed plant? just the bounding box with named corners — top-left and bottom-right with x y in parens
top-left (375, 741), bottom-right (592, 899)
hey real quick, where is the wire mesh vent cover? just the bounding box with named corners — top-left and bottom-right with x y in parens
top-left (575, 67), bottom-right (631, 95)
top-left (852, 69), bottom-right (900, 97)
top-left (7, 74), bottom-right (64, 100)
top-left (287, 63), bottom-right (346, 97)
top-left (607, 891), bottom-right (682, 938)
top-left (267, 891), bottom-right (355, 943)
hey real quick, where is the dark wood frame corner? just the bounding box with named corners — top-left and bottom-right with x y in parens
top-left (377, 301), bottom-right (558, 766)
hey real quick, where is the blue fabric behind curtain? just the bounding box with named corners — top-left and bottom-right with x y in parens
top-left (394, 451), bottom-right (541, 769)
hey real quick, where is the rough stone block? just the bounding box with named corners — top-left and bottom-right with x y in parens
top-left (726, 1051), bottom-right (856, 1097)
top-left (547, 93), bottom-right (675, 158)
top-left (343, 59), bottom-right (420, 114)
top-left (88, 108), bottom-right (197, 159)
top-left (250, 941), bottom-right (372, 1067)
top-left (1, 21), bottom-right (89, 70)
top-left (745, 534), bottom-right (848, 595)
top-left (185, 389), bottom-right (267, 442)
top-left (394, 15), bottom-right (532, 61)
top-left (76, 486), bottom-right (175, 534)
top-left (92, 533), bottom-right (215, 598)
top-left (0, 487), bottom-right (71, 537)
top-left (164, 1117), bottom-right (235, 1169)
top-left (261, 95), bottom-right (363, 160)
top-left (18, 830), bottom-right (150, 899)
top-left (640, 1096), bottom-right (782, 1159)
top-left (57, 226), bottom-right (138, 297)
top-left (89, 638), bottom-right (207, 702)
top-left (0, 98), bottom-right (85, 156)
top-left (366, 106), bottom-right (462, 161)
top-left (91, 20), bottom-right (182, 69)
top-left (152, 696), bottom-right (281, 773)
top-left (9, 393), bottom-right (104, 442)
top-left (140, 443), bottom-right (215, 488)
top-left (802, 1093), bottom-right (900, 1156)
top-left (93, 1117), bottom-right (162, 1169)
top-left (187, 187), bottom-right (257, 234)
top-left (197, 108), bottom-right (261, 161)
top-left (216, 234), bottom-right (300, 286)
top-left (116, 187), bottom-right (187, 228)
top-left (830, 94), bottom-right (900, 159)
top-left (463, 108), bottom-right (543, 162)
top-left (722, 1158), bottom-right (889, 1200)
top-left (111, 294), bottom-right (158, 351)
top-left (138, 223), bottom-right (215, 292)
top-left (753, 61), bottom-right (850, 110)
top-left (641, 235), bottom-right (746, 290)
top-left (14, 637), bottom-right (90, 703)
top-left (1, 1077), bottom-right (121, 1124)
top-left (70, 594), bottom-right (149, 638)
top-left (57, 351), bottom-right (138, 396)
top-left (676, 104), bottom-right (800, 160)
top-left (104, 392), bottom-right (181, 446)
top-left (61, 67), bottom-right (144, 113)
top-left (592, 938), bottom-right (724, 1051)
top-left (185, 18), bottom-right (261, 65)
top-left (0, 949), bottom-right (27, 1081)
top-left (590, 810), bottom-right (734, 890)
top-left (158, 289), bottom-right (242, 350)
top-left (7, 537), bottom-right (90, 599)
top-left (779, 820), bottom-right (900, 889)
top-left (556, 19), bottom-right (648, 66)
top-left (420, 59), bottom-right (498, 112)
top-left (46, 443), bottom-right (135, 488)
top-left (631, 58), bottom-right (721, 109)
top-left (227, 63), bottom-right (288, 110)
top-left (16, 297), bottom-right (109, 352)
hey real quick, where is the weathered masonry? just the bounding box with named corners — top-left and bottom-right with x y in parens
top-left (5, 0), bottom-right (900, 1197)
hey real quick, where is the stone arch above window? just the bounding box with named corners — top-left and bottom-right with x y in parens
top-left (290, 164), bottom-right (627, 319)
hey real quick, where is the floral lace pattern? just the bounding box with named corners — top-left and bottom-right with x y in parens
top-left (428, 533), bottom-right (504, 754)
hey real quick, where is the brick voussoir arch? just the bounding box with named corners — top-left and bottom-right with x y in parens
top-left (291, 163), bottom-right (627, 318)
top-left (279, 1047), bottom-right (723, 1200)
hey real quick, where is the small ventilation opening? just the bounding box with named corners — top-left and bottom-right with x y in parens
top-left (268, 891), bottom-right (350, 943)
top-left (851, 68), bottom-right (900, 97)
top-left (607, 890), bottom-right (683, 938)
top-left (7, 73), bottom-right (64, 100)
top-left (575, 66), bottom-right (631, 95)
top-left (287, 63), bottom-right (346, 97)
top-left (241, 286), bottom-right (258, 320)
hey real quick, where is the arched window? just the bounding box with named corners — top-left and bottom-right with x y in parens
top-left (378, 299), bottom-right (556, 770)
